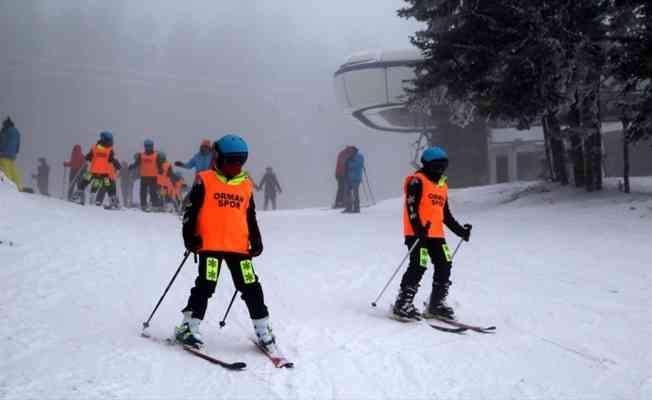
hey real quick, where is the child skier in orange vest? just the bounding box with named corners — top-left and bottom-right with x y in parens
top-left (393, 146), bottom-right (472, 321)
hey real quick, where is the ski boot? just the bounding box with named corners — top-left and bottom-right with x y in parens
top-left (423, 281), bottom-right (455, 320)
top-left (105, 196), bottom-right (120, 210)
top-left (392, 285), bottom-right (421, 321)
top-left (175, 313), bottom-right (204, 349)
top-left (253, 316), bottom-right (278, 353)
top-left (70, 190), bottom-right (85, 205)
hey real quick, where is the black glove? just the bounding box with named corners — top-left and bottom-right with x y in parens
top-left (174, 161), bottom-right (184, 167)
top-left (413, 221), bottom-right (431, 240)
top-left (184, 235), bottom-right (202, 252)
top-left (461, 224), bottom-right (472, 242)
top-left (249, 237), bottom-right (263, 257)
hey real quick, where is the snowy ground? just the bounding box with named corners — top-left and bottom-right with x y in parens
top-left (1, 177), bottom-right (652, 399)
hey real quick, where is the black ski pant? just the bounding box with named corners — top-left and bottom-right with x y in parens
top-left (264, 193), bottom-right (277, 210)
top-left (140, 176), bottom-right (159, 209)
top-left (78, 173), bottom-right (115, 196)
top-left (94, 178), bottom-right (117, 205)
top-left (399, 236), bottom-right (453, 290)
top-left (334, 175), bottom-right (347, 208)
top-left (182, 251), bottom-right (269, 321)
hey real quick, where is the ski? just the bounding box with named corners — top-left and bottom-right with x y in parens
top-left (389, 313), bottom-right (467, 334)
top-left (426, 322), bottom-right (468, 334)
top-left (183, 345), bottom-right (247, 370)
top-left (250, 338), bottom-right (294, 368)
top-left (420, 302), bottom-right (496, 333)
top-left (428, 315), bottom-right (496, 333)
top-left (141, 332), bottom-right (247, 370)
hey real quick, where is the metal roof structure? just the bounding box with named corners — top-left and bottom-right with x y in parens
top-left (333, 48), bottom-right (436, 133)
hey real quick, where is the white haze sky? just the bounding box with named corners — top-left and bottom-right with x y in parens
top-left (1, 0), bottom-right (422, 208)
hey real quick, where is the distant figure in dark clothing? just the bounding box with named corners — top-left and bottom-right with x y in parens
top-left (64, 144), bottom-right (85, 200)
top-left (343, 146), bottom-right (364, 214)
top-left (119, 160), bottom-right (136, 208)
top-left (333, 146), bottom-right (356, 208)
top-left (256, 166), bottom-right (282, 210)
top-left (32, 157), bottom-right (50, 196)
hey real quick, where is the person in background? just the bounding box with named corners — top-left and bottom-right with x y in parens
top-left (256, 166), bottom-right (282, 210)
top-left (156, 151), bottom-right (175, 212)
top-left (342, 146), bottom-right (364, 213)
top-left (72, 131), bottom-right (121, 208)
top-left (0, 117), bottom-right (23, 191)
top-left (333, 146), bottom-right (356, 208)
top-left (119, 160), bottom-right (136, 208)
top-left (172, 174), bottom-right (187, 213)
top-left (174, 139), bottom-right (213, 178)
top-left (64, 144), bottom-right (85, 200)
top-left (129, 139), bottom-right (162, 211)
top-left (32, 157), bottom-right (50, 196)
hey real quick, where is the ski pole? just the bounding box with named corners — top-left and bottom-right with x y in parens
top-left (450, 224), bottom-right (471, 260)
top-left (450, 238), bottom-right (464, 260)
top-left (371, 236), bottom-right (423, 307)
top-left (142, 250), bottom-right (191, 331)
top-left (363, 167), bottom-right (376, 205)
top-left (219, 290), bottom-right (239, 328)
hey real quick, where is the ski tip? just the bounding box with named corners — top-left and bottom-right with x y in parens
top-left (140, 331), bottom-right (151, 338)
top-left (232, 362), bottom-right (248, 370)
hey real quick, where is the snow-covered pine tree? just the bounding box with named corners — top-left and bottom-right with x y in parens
top-left (398, 0), bottom-right (614, 190)
top-left (609, 1), bottom-right (652, 144)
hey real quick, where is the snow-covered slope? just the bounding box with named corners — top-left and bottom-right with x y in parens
top-left (2, 179), bottom-right (652, 399)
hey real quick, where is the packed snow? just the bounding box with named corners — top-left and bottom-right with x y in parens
top-left (1, 177), bottom-right (652, 399)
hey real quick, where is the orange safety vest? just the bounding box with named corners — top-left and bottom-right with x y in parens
top-left (196, 171), bottom-right (253, 254)
top-left (140, 152), bottom-right (158, 177)
top-left (402, 172), bottom-right (448, 238)
top-left (157, 161), bottom-right (172, 188)
top-left (174, 178), bottom-right (184, 198)
top-left (89, 144), bottom-right (112, 175)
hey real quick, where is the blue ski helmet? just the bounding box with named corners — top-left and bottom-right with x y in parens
top-left (421, 146), bottom-right (448, 163)
top-left (144, 139), bottom-right (154, 148)
top-left (421, 146), bottom-right (448, 175)
top-left (158, 151), bottom-right (167, 162)
top-left (100, 130), bottom-right (113, 142)
top-left (214, 134), bottom-right (248, 165)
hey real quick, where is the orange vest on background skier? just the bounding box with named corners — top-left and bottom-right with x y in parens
top-left (402, 172), bottom-right (448, 238)
top-left (89, 144), bottom-right (112, 175)
top-left (157, 161), bottom-right (172, 190)
top-left (174, 177), bottom-right (185, 200)
top-left (140, 152), bottom-right (158, 177)
top-left (196, 170), bottom-right (253, 254)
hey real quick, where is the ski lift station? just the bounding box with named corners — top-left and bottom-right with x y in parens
top-left (334, 48), bottom-right (431, 134)
top-left (334, 49), bottom-right (649, 185)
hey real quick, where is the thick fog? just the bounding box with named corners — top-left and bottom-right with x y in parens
top-left (1, 0), bottom-right (421, 208)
